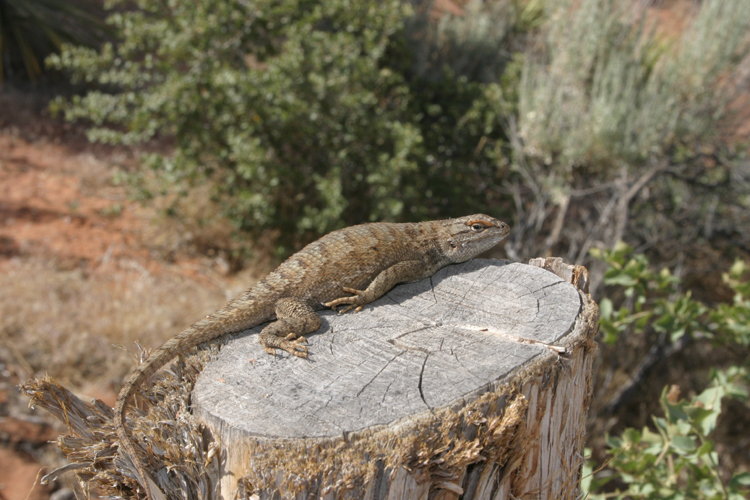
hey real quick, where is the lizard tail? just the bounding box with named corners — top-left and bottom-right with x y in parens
top-left (113, 329), bottom-right (206, 500)
top-left (113, 337), bottom-right (184, 500)
top-left (113, 297), bottom-right (270, 500)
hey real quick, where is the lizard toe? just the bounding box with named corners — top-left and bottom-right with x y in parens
top-left (264, 346), bottom-right (278, 357)
top-left (281, 337), bottom-right (309, 358)
top-left (337, 304), bottom-right (363, 314)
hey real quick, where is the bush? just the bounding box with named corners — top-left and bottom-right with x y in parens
top-left (502, 0), bottom-right (750, 277)
top-left (584, 380), bottom-right (750, 499)
top-left (49, 0), bottom-right (529, 254)
top-left (49, 0), bottom-right (750, 271)
top-left (585, 247), bottom-right (750, 499)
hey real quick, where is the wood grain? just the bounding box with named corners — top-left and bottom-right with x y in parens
top-left (194, 260), bottom-right (580, 439)
top-left (190, 259), bottom-right (597, 500)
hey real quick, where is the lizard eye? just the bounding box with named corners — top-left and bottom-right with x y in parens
top-left (471, 223), bottom-right (485, 232)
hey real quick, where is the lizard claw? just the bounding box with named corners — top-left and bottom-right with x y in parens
top-left (281, 336), bottom-right (309, 358)
top-left (263, 335), bottom-right (309, 358)
top-left (339, 304), bottom-right (363, 314)
top-left (323, 286), bottom-right (366, 313)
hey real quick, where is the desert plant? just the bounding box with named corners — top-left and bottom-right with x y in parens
top-left (48, 0), bottom-right (750, 272)
top-left (48, 0), bottom-right (535, 254)
top-left (0, 0), bottom-right (108, 83)
top-left (502, 0), bottom-right (750, 293)
top-left (583, 378), bottom-right (750, 499)
top-left (584, 247), bottom-right (750, 498)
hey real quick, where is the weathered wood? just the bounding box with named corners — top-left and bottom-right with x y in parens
top-left (193, 259), bottom-right (598, 500)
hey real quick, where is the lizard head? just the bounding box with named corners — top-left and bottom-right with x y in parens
top-left (439, 214), bottom-right (510, 263)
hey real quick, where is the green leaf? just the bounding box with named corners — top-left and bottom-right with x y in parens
top-left (605, 273), bottom-right (639, 287)
top-left (599, 297), bottom-right (613, 320)
top-left (671, 435), bottom-right (697, 453)
top-left (730, 472), bottom-right (750, 487)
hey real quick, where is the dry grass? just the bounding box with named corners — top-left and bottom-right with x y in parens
top-left (138, 181), bottom-right (275, 274)
top-left (22, 351), bottom-right (217, 500)
top-left (0, 111), bottom-right (269, 498)
top-left (0, 117), bottom-right (267, 398)
top-left (0, 257), bottom-right (231, 392)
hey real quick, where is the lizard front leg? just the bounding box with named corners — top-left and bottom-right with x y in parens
top-left (259, 298), bottom-right (321, 357)
top-left (324, 260), bottom-right (433, 313)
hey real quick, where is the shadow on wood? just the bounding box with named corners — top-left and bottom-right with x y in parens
top-left (193, 258), bottom-right (599, 499)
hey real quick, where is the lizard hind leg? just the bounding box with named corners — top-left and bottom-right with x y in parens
top-left (323, 260), bottom-right (431, 314)
top-left (259, 298), bottom-right (321, 358)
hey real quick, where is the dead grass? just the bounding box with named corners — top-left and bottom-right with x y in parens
top-left (0, 107), bottom-right (269, 399)
top-left (139, 181), bottom-right (270, 274)
top-left (0, 103), bottom-right (269, 498)
top-left (0, 257), bottom-right (230, 392)
top-left (127, 162), bottom-right (281, 276)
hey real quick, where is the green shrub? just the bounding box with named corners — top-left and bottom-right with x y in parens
top-left (49, 0), bottom-right (527, 254)
top-left (586, 246), bottom-right (750, 498)
top-left (49, 0), bottom-right (750, 267)
top-left (584, 380), bottom-right (750, 499)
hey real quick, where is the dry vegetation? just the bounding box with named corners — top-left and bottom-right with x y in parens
top-left (0, 89), bottom-right (268, 499)
top-left (0, 258), bottom-right (228, 389)
top-left (0, 87), bottom-right (267, 386)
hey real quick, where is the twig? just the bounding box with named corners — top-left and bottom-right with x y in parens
top-left (601, 333), bottom-right (693, 415)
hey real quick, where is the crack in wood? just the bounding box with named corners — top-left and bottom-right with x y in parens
top-left (355, 351), bottom-right (405, 398)
top-left (456, 324), bottom-right (567, 354)
top-left (418, 353), bottom-right (429, 407)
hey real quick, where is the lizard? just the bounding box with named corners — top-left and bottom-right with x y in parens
top-left (112, 214), bottom-right (510, 500)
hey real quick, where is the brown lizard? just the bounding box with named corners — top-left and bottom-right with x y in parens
top-left (113, 214), bottom-right (510, 500)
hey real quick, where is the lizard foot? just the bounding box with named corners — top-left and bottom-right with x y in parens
top-left (263, 335), bottom-right (308, 358)
top-left (323, 286), bottom-right (366, 313)
top-left (282, 335), bottom-right (309, 358)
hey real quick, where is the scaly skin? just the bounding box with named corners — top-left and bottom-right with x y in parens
top-left (113, 214), bottom-right (510, 499)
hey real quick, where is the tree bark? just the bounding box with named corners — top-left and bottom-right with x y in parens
top-left (193, 258), bottom-right (598, 500)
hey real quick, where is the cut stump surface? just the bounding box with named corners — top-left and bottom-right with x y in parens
top-left (193, 258), bottom-right (598, 499)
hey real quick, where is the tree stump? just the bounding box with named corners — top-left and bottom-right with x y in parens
top-left (193, 258), bottom-right (598, 500)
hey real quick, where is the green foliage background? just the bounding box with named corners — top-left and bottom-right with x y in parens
top-left (586, 247), bottom-right (750, 499)
top-left (49, 0), bottom-right (527, 254)
top-left (48, 0), bottom-right (750, 264)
